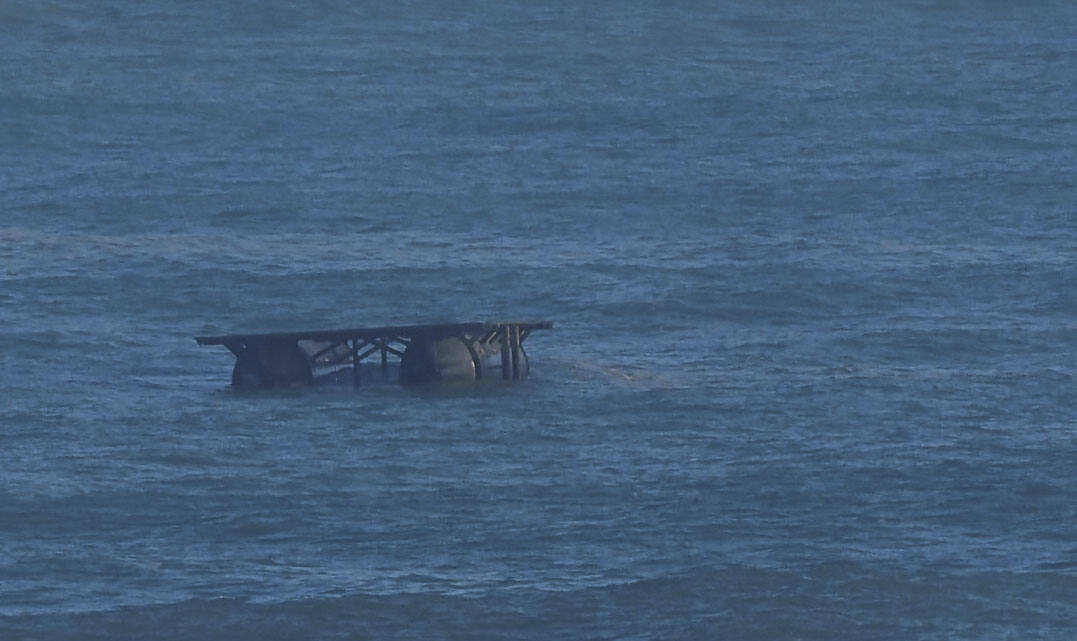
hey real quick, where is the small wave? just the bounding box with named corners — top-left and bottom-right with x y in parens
top-left (564, 360), bottom-right (687, 391)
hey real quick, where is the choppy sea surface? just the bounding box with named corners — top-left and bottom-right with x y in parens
top-left (2, 1), bottom-right (1075, 639)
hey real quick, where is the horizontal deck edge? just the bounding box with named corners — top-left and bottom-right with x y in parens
top-left (195, 320), bottom-right (553, 346)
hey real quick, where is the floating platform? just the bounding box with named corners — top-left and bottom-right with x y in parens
top-left (195, 320), bottom-right (554, 388)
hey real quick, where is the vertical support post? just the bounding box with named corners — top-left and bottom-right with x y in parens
top-left (500, 325), bottom-right (511, 380)
top-left (381, 343), bottom-right (388, 372)
top-left (510, 324), bottom-right (521, 380)
top-left (351, 338), bottom-right (360, 388)
top-left (463, 335), bottom-right (483, 380)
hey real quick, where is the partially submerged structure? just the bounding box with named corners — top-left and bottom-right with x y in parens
top-left (195, 321), bottom-right (553, 388)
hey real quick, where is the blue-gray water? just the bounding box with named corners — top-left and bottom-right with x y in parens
top-left (2, 2), bottom-right (1075, 639)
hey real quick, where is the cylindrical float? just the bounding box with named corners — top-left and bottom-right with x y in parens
top-left (400, 335), bottom-right (527, 384)
top-left (400, 336), bottom-right (475, 384)
top-left (231, 339), bottom-right (313, 388)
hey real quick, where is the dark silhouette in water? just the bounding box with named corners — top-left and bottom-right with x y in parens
top-left (196, 321), bottom-right (551, 388)
top-left (230, 339), bottom-right (313, 388)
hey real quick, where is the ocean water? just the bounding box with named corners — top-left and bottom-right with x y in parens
top-left (2, 1), bottom-right (1075, 639)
